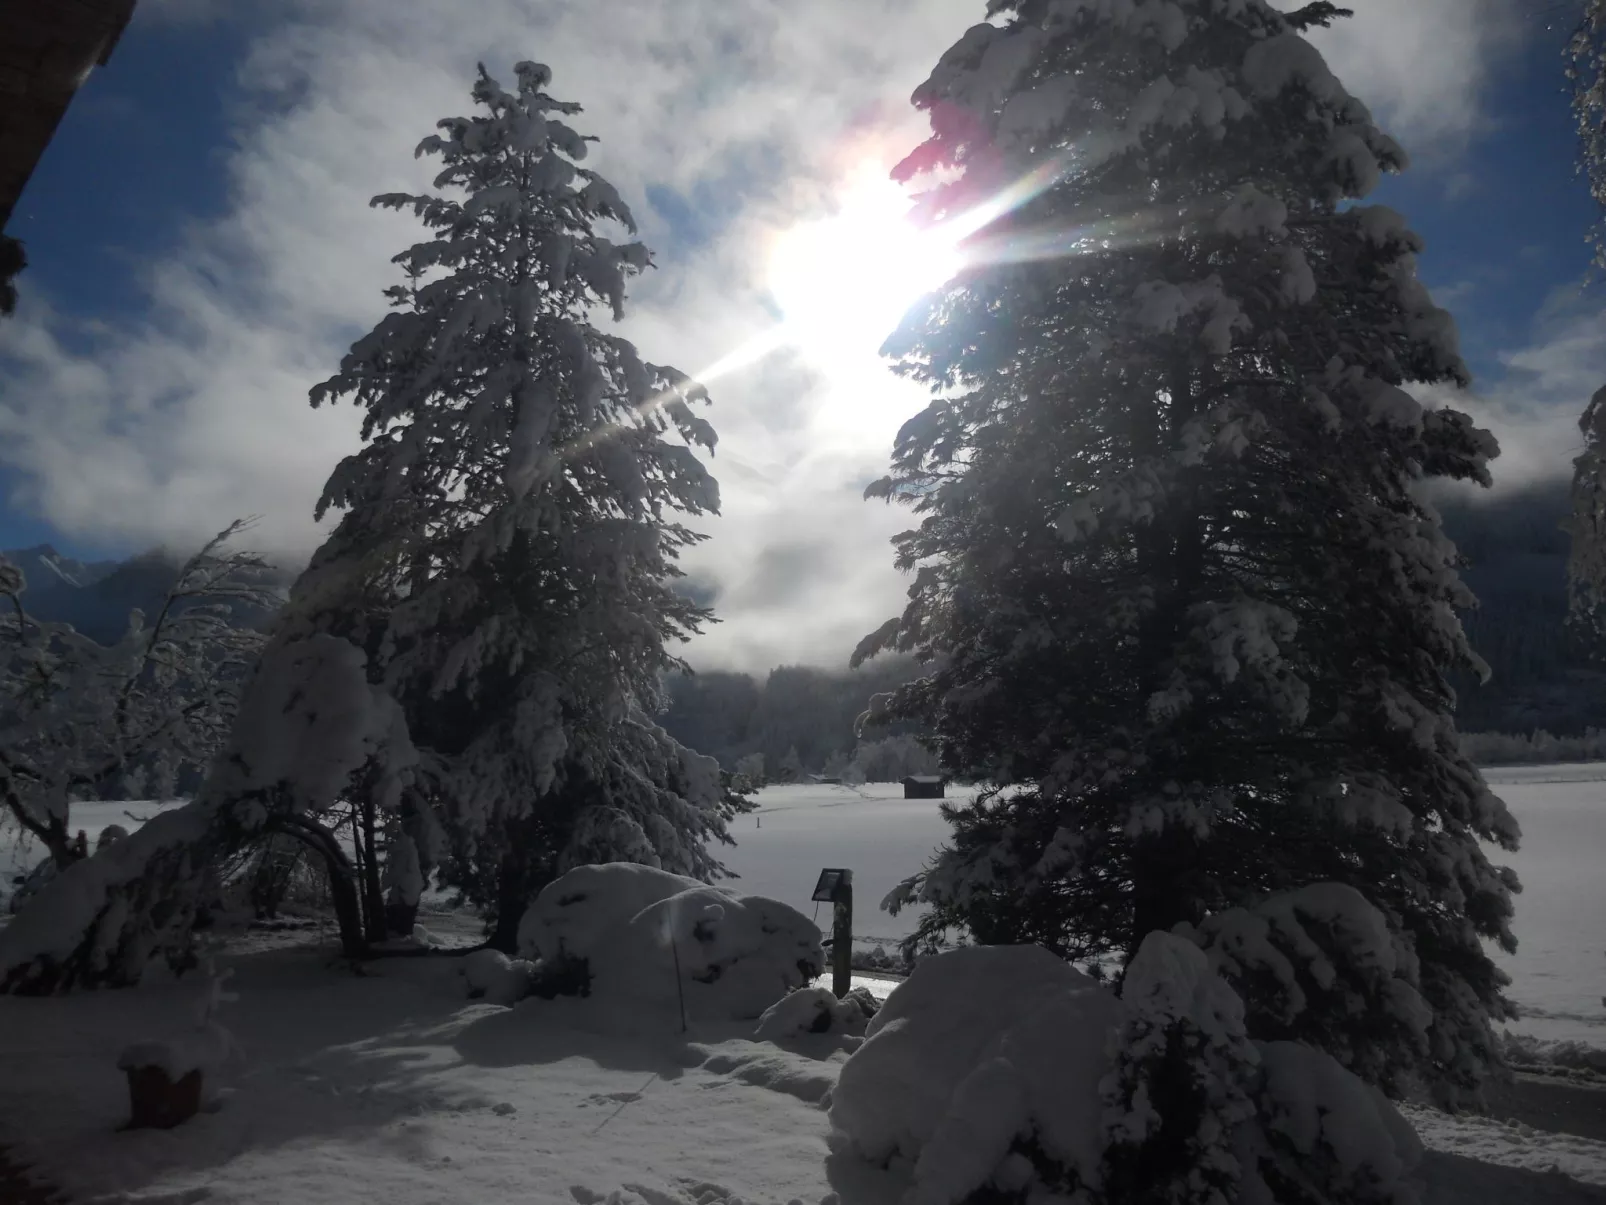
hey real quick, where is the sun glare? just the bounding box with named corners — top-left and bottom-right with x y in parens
top-left (767, 171), bottom-right (962, 372)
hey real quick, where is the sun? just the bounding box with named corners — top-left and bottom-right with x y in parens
top-left (767, 169), bottom-right (961, 374)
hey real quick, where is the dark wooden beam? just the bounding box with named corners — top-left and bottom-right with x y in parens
top-left (0, 0), bottom-right (139, 229)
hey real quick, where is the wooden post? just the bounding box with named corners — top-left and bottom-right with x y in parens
top-left (832, 870), bottom-right (853, 999)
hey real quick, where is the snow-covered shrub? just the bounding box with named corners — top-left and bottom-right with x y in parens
top-left (517, 862), bottom-right (824, 1024)
top-left (460, 949), bottom-right (537, 1006)
top-left (830, 944), bottom-right (1121, 1201)
top-left (755, 986), bottom-right (877, 1041)
top-left (829, 936), bottom-right (1422, 1205)
top-left (1182, 884), bottom-right (1434, 1098)
top-left (517, 862), bottom-right (696, 962)
top-left (0, 523), bottom-right (272, 873)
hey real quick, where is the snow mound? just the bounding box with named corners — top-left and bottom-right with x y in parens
top-left (754, 986), bottom-right (875, 1041)
top-left (518, 862), bottom-right (702, 962)
top-left (829, 935), bottom-right (1424, 1205)
top-left (460, 949), bottom-right (536, 1006)
top-left (700, 1045), bottom-right (841, 1104)
top-left (517, 862), bottom-right (825, 1026)
top-left (829, 942), bottom-right (1120, 1200)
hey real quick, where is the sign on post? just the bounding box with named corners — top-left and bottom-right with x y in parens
top-left (812, 867), bottom-right (853, 999)
top-left (812, 869), bottom-right (848, 903)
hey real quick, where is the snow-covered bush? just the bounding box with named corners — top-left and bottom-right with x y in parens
top-left (517, 862), bottom-right (824, 1024)
top-left (0, 633), bottom-right (413, 993)
top-left (754, 985), bottom-right (877, 1041)
top-left (830, 943), bottom-right (1121, 1198)
top-left (0, 522), bottom-right (272, 872)
top-left (1181, 884), bottom-right (1435, 1098)
top-left (829, 937), bottom-right (1423, 1205)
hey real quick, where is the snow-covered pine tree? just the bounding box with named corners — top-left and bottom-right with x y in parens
top-left (284, 60), bottom-right (741, 949)
top-left (860, 0), bottom-right (1519, 1106)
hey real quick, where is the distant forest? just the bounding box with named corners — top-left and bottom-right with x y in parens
top-left (1435, 478), bottom-right (1603, 736)
top-left (661, 478), bottom-right (1606, 774)
top-left (657, 657), bottom-right (928, 778)
top-left (7, 476), bottom-right (1602, 779)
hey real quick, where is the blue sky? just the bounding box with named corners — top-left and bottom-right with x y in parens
top-left (0, 0), bottom-right (1598, 666)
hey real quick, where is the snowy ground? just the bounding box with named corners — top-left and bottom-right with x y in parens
top-left (6, 773), bottom-right (1606, 1202)
top-left (1479, 764), bottom-right (1606, 1050)
top-left (0, 933), bottom-right (894, 1205)
top-left (717, 783), bottom-right (952, 951)
top-left (0, 927), bottom-right (1603, 1205)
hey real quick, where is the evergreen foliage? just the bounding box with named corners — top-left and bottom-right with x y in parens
top-left (286, 60), bottom-right (744, 944)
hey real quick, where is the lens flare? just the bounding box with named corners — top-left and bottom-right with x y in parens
top-left (768, 172), bottom-right (964, 367)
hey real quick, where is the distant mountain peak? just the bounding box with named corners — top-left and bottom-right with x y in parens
top-left (1, 544), bottom-right (121, 592)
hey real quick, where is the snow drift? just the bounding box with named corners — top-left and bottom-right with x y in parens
top-left (517, 862), bottom-right (824, 1025)
top-left (754, 985), bottom-right (878, 1041)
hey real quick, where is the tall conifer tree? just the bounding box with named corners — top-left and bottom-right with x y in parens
top-left (292, 60), bottom-right (741, 945)
top-left (860, 0), bottom-right (1519, 1103)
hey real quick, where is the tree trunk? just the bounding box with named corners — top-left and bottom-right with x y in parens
top-left (1128, 835), bottom-right (1207, 959)
top-left (384, 898), bottom-right (420, 939)
top-left (357, 796), bottom-right (386, 944)
top-left (489, 853), bottom-right (527, 955)
top-left (1125, 356), bottom-right (1209, 959)
top-left (266, 815), bottom-right (367, 962)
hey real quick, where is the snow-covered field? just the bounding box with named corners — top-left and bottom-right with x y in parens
top-left (717, 783), bottom-right (953, 950)
top-left (0, 799), bottom-right (175, 893)
top-left (7, 772), bottom-right (1606, 1203)
top-left (1479, 764), bottom-right (1606, 1049)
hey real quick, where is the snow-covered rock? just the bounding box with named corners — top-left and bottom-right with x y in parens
top-left (460, 949), bottom-right (536, 1006)
top-left (517, 862), bottom-right (825, 1025)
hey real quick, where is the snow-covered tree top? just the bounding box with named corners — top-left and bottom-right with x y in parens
top-left (307, 61), bottom-right (719, 586)
top-left (898, 0), bottom-right (1407, 222)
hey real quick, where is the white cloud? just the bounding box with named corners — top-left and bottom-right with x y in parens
top-left (1284, 0), bottom-right (1524, 153)
top-left (1415, 285), bottom-right (1606, 493)
top-left (0, 0), bottom-right (1533, 671)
